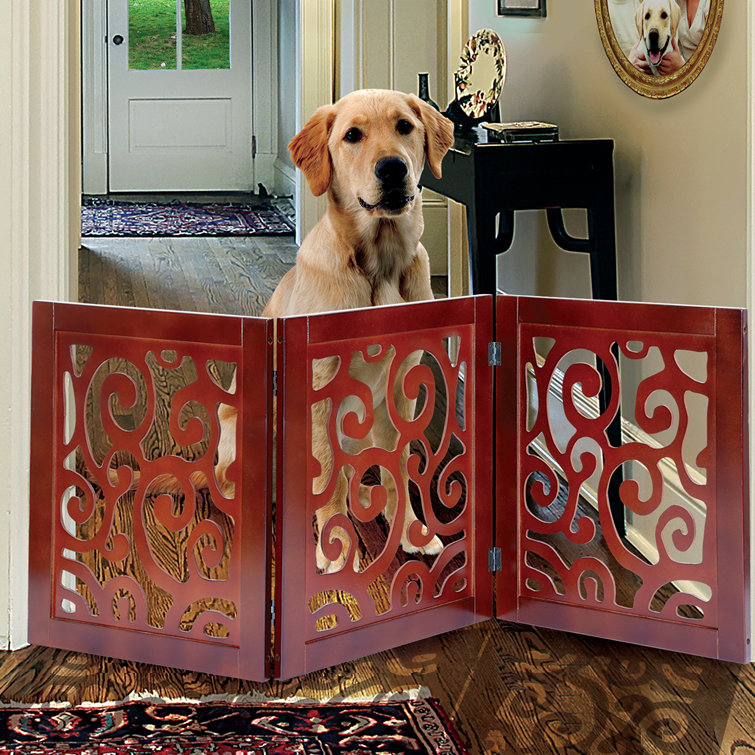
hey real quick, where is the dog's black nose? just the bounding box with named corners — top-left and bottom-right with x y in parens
top-left (375, 157), bottom-right (408, 186)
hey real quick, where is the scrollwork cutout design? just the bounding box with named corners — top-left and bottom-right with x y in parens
top-left (522, 327), bottom-right (715, 624)
top-left (55, 334), bottom-right (242, 643)
top-left (307, 327), bottom-right (473, 638)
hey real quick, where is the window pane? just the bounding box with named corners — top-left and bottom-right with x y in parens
top-left (181, 0), bottom-right (231, 70)
top-left (129, 0), bottom-right (178, 70)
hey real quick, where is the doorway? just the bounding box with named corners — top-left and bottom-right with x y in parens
top-left (107, 0), bottom-right (254, 192)
top-left (82, 0), bottom-right (285, 197)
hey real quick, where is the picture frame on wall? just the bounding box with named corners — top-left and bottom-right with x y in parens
top-left (497, 0), bottom-right (546, 17)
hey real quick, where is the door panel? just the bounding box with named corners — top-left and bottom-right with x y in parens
top-left (28, 302), bottom-right (273, 681)
top-left (129, 98), bottom-right (231, 148)
top-left (498, 295), bottom-right (750, 662)
top-left (275, 296), bottom-right (494, 679)
top-left (108, 0), bottom-right (253, 191)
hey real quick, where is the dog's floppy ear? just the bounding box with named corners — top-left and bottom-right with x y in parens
top-left (635, 1), bottom-right (645, 35)
top-left (407, 94), bottom-right (455, 179)
top-left (288, 104), bottom-right (335, 197)
top-left (670, 0), bottom-right (681, 36)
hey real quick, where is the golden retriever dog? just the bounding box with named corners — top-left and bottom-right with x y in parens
top-left (636, 0), bottom-right (682, 75)
top-left (216, 89), bottom-right (455, 573)
top-left (111, 90), bottom-right (453, 575)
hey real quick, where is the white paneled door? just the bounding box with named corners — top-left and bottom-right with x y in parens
top-left (108, 0), bottom-right (253, 192)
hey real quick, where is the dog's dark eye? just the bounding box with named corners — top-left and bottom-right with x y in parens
top-left (344, 127), bottom-right (362, 143)
top-left (660, 10), bottom-right (668, 18)
top-left (397, 119), bottom-right (414, 135)
top-left (645, 11), bottom-right (651, 19)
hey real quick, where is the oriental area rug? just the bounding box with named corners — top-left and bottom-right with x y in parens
top-left (81, 198), bottom-right (295, 237)
top-left (0, 695), bottom-right (469, 754)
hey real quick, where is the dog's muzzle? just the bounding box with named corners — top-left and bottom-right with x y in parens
top-left (359, 156), bottom-right (415, 213)
top-left (646, 29), bottom-right (669, 66)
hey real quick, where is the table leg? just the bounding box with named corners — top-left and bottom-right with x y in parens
top-left (466, 207), bottom-right (500, 295)
top-left (587, 204), bottom-right (618, 301)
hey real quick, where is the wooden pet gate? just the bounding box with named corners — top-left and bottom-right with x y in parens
top-left (28, 295), bottom-right (751, 681)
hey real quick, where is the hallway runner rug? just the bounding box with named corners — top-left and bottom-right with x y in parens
top-left (0, 697), bottom-right (469, 754)
top-left (82, 199), bottom-right (295, 237)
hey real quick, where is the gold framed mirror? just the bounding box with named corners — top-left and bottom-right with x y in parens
top-left (595, 0), bottom-right (724, 98)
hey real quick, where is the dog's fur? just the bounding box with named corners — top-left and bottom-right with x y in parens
top-left (216, 89), bottom-right (455, 573)
top-left (636, 0), bottom-right (682, 75)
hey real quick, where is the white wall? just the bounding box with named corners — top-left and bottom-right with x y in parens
top-left (469, 2), bottom-right (749, 308)
top-left (274, 0), bottom-right (297, 197)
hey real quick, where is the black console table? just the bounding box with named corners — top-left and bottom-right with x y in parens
top-left (420, 131), bottom-right (618, 300)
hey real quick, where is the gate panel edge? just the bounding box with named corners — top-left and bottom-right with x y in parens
top-left (28, 302), bottom-right (274, 681)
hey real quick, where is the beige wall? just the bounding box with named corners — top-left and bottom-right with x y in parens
top-left (471, 1), bottom-right (754, 659)
top-left (469, 2), bottom-right (749, 307)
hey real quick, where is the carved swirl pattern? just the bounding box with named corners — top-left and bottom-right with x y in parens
top-left (54, 332), bottom-right (241, 644)
top-left (306, 327), bottom-right (473, 638)
top-left (521, 325), bottom-right (716, 625)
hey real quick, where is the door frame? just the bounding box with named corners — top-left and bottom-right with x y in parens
top-left (3, 0), bottom-right (80, 649)
top-left (82, 0), bottom-right (278, 195)
top-left (295, 0), bottom-right (334, 241)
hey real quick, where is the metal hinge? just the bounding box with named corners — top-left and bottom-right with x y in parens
top-left (252, 135), bottom-right (257, 159)
top-left (488, 546), bottom-right (502, 573)
top-left (270, 599), bottom-right (276, 627)
top-left (488, 341), bottom-right (501, 367)
top-left (272, 370), bottom-right (278, 396)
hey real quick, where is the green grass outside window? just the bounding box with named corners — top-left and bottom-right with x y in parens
top-left (128, 0), bottom-right (230, 71)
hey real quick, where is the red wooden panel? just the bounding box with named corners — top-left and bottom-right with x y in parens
top-left (275, 296), bottom-right (494, 678)
top-left (29, 302), bottom-right (273, 680)
top-left (497, 295), bottom-right (750, 662)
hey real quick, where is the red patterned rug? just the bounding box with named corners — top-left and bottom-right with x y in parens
top-left (81, 199), bottom-right (295, 237)
top-left (0, 696), bottom-right (469, 754)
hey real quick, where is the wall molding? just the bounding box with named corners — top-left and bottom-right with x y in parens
top-left (81, 0), bottom-right (108, 194)
top-left (252, 0), bottom-right (277, 194)
top-left (296, 0), bottom-right (334, 242)
top-left (748, 0), bottom-right (755, 650)
top-left (274, 157), bottom-right (296, 198)
top-left (1, 0), bottom-right (78, 649)
top-left (447, 0), bottom-right (468, 296)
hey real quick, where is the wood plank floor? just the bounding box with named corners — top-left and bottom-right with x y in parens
top-left (2, 236), bottom-right (754, 754)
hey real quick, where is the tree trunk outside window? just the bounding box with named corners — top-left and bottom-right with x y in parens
top-left (184, 0), bottom-right (215, 35)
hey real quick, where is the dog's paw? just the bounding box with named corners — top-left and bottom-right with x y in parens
top-left (315, 545), bottom-right (335, 573)
top-left (315, 543), bottom-right (360, 574)
top-left (400, 530), bottom-right (443, 557)
top-left (422, 534), bottom-right (444, 555)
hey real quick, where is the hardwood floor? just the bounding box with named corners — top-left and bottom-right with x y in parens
top-left (2, 236), bottom-right (754, 754)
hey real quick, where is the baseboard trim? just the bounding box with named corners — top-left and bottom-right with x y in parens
top-left (274, 158), bottom-right (296, 198)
